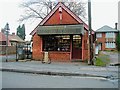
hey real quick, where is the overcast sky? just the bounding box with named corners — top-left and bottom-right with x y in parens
top-left (0, 0), bottom-right (119, 41)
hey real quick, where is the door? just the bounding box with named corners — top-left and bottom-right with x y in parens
top-left (98, 43), bottom-right (102, 50)
top-left (72, 35), bottom-right (82, 59)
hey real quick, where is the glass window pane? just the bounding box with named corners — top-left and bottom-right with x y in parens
top-left (42, 35), bottom-right (70, 52)
top-left (73, 35), bottom-right (82, 48)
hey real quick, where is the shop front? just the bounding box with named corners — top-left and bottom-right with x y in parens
top-left (36, 24), bottom-right (84, 61)
top-left (30, 2), bottom-right (91, 62)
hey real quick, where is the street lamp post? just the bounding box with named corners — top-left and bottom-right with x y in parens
top-left (4, 23), bottom-right (10, 62)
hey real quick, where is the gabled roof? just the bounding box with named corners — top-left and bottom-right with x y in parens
top-left (8, 34), bottom-right (25, 43)
top-left (30, 2), bottom-right (89, 35)
top-left (96, 25), bottom-right (118, 32)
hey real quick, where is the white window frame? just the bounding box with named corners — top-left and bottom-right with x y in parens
top-left (105, 32), bottom-right (115, 38)
top-left (105, 42), bottom-right (116, 48)
top-left (96, 33), bottom-right (102, 38)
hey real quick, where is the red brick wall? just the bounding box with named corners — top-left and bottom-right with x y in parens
top-left (82, 30), bottom-right (89, 61)
top-left (48, 52), bottom-right (70, 62)
top-left (97, 33), bottom-right (105, 50)
top-left (44, 9), bottom-right (79, 25)
top-left (32, 34), bottom-right (43, 60)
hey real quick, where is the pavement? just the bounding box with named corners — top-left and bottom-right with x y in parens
top-left (0, 60), bottom-right (119, 80)
top-left (0, 51), bottom-right (119, 80)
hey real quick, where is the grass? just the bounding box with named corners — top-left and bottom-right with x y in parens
top-left (95, 57), bottom-right (106, 66)
top-left (95, 52), bottom-right (110, 67)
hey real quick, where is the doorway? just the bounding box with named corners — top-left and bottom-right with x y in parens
top-left (98, 43), bottom-right (102, 51)
top-left (72, 35), bottom-right (82, 59)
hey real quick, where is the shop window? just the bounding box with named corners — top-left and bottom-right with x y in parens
top-left (42, 35), bottom-right (70, 51)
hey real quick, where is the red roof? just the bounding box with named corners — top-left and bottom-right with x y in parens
top-left (30, 2), bottom-right (89, 36)
top-left (0, 32), bottom-right (6, 41)
top-left (0, 32), bottom-right (25, 46)
top-left (0, 32), bottom-right (11, 45)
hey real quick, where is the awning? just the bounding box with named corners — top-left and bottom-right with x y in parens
top-left (37, 24), bottom-right (84, 35)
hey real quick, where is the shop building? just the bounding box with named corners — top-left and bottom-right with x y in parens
top-left (30, 2), bottom-right (94, 62)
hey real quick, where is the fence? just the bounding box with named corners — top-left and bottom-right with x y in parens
top-left (0, 46), bottom-right (16, 55)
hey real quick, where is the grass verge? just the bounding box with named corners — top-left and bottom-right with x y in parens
top-left (95, 52), bottom-right (110, 67)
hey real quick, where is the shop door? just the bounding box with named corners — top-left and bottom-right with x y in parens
top-left (72, 35), bottom-right (82, 59)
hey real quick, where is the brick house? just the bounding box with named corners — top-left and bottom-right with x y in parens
top-left (0, 31), bottom-right (25, 46)
top-left (0, 32), bottom-right (25, 55)
top-left (95, 25), bottom-right (118, 51)
top-left (30, 2), bottom-right (94, 62)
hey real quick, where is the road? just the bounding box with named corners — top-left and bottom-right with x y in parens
top-left (2, 71), bottom-right (118, 88)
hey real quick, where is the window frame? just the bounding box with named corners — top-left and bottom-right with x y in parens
top-left (96, 33), bottom-right (102, 38)
top-left (105, 42), bottom-right (116, 48)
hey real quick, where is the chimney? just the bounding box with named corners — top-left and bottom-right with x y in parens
top-left (115, 23), bottom-right (118, 30)
top-left (12, 32), bottom-right (15, 35)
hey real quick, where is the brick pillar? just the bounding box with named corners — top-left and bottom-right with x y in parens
top-left (32, 34), bottom-right (43, 60)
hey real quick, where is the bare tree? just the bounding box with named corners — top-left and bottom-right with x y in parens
top-left (19, 0), bottom-right (86, 23)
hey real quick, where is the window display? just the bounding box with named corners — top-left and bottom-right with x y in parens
top-left (42, 35), bottom-right (70, 51)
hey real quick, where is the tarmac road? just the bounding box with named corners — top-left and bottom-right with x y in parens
top-left (2, 71), bottom-right (118, 88)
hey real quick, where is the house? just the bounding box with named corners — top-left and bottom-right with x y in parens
top-left (8, 33), bottom-right (25, 46)
top-left (95, 25), bottom-right (118, 51)
top-left (0, 31), bottom-right (25, 46)
top-left (0, 31), bottom-right (25, 55)
top-left (30, 2), bottom-right (95, 62)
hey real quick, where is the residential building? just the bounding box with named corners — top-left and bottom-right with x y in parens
top-left (30, 2), bottom-right (95, 62)
top-left (96, 25), bottom-right (118, 51)
top-left (8, 33), bottom-right (25, 46)
top-left (0, 31), bottom-right (25, 55)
